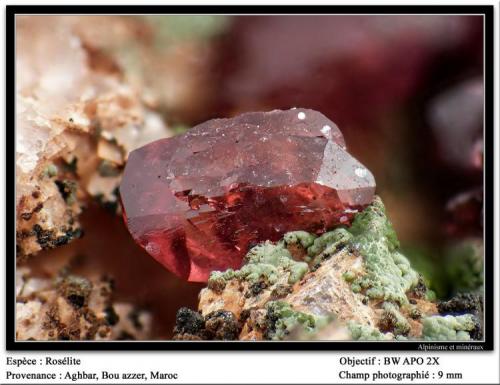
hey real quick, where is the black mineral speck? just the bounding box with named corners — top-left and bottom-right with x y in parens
top-left (32, 224), bottom-right (82, 250)
top-left (204, 310), bottom-right (240, 340)
top-left (438, 293), bottom-right (483, 340)
top-left (33, 224), bottom-right (55, 249)
top-left (55, 179), bottom-right (77, 204)
top-left (249, 280), bottom-right (267, 296)
top-left (437, 293), bottom-right (483, 316)
top-left (67, 294), bottom-right (85, 308)
top-left (57, 275), bottom-right (92, 309)
top-left (173, 307), bottom-right (205, 336)
top-left (104, 306), bottom-right (120, 326)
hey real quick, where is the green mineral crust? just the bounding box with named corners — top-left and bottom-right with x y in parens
top-left (291, 196), bottom-right (419, 305)
top-left (346, 197), bottom-right (419, 304)
top-left (199, 196), bottom-right (482, 341)
top-left (210, 195), bottom-right (415, 296)
top-left (348, 322), bottom-right (388, 341)
top-left (265, 301), bottom-right (330, 340)
top-left (380, 302), bottom-right (411, 335)
top-left (283, 231), bottom-right (317, 250)
top-left (208, 240), bottom-right (309, 287)
top-left (307, 228), bottom-right (352, 265)
top-left (421, 315), bottom-right (476, 341)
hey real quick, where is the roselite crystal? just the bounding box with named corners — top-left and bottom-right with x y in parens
top-left (120, 109), bottom-right (375, 282)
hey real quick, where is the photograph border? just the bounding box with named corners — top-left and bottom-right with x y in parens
top-left (5, 4), bottom-right (494, 351)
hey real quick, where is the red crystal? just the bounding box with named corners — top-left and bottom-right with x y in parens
top-left (120, 109), bottom-right (375, 282)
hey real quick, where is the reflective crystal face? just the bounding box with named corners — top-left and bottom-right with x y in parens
top-left (120, 109), bottom-right (375, 282)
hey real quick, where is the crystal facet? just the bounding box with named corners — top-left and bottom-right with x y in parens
top-left (120, 109), bottom-right (376, 282)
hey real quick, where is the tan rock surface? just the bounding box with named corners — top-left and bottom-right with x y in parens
top-left (15, 16), bottom-right (173, 257)
top-left (16, 267), bottom-right (152, 341)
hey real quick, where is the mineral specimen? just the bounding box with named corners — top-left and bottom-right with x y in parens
top-left (182, 197), bottom-right (482, 341)
top-left (421, 314), bottom-right (478, 341)
top-left (120, 109), bottom-right (375, 282)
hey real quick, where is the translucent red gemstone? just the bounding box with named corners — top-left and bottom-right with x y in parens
top-left (120, 109), bottom-right (375, 282)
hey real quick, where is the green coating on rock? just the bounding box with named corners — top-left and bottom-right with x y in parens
top-left (245, 241), bottom-right (291, 265)
top-left (208, 241), bottom-right (308, 287)
top-left (351, 283), bottom-right (362, 293)
top-left (307, 228), bottom-right (352, 258)
top-left (280, 198), bottom-right (419, 305)
top-left (200, 196), bottom-right (483, 342)
top-left (208, 195), bottom-right (423, 337)
top-left (206, 270), bottom-right (230, 292)
top-left (348, 197), bottom-right (419, 305)
top-left (42, 164), bottom-right (58, 178)
top-left (342, 271), bottom-right (356, 282)
top-left (283, 231), bottom-right (317, 250)
top-left (425, 290), bottom-right (437, 302)
top-left (348, 321), bottom-right (389, 341)
top-left (265, 301), bottom-right (330, 340)
top-left (421, 314), bottom-right (476, 341)
top-left (349, 197), bottom-right (399, 248)
top-left (381, 302), bottom-right (411, 336)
